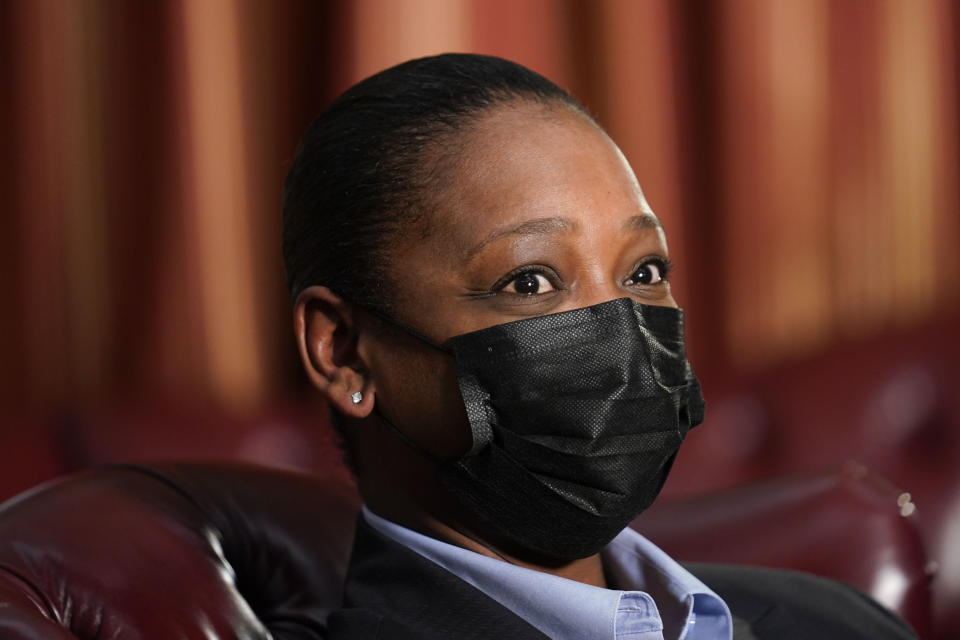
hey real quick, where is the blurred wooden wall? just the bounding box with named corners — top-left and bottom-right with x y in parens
top-left (1, 0), bottom-right (957, 416)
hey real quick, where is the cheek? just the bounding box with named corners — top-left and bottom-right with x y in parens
top-left (372, 342), bottom-right (472, 459)
top-left (435, 359), bottom-right (474, 456)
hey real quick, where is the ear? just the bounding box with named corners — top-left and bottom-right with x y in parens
top-left (293, 286), bottom-right (375, 418)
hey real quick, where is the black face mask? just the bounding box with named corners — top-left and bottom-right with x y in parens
top-left (371, 297), bottom-right (705, 562)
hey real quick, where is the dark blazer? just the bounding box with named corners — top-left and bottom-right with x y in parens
top-left (327, 518), bottom-right (917, 640)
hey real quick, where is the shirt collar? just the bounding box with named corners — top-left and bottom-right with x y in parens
top-left (605, 528), bottom-right (732, 640)
top-left (362, 506), bottom-right (731, 640)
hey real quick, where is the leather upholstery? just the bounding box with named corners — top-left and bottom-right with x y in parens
top-left (0, 464), bottom-right (358, 639)
top-left (0, 463), bottom-right (930, 638)
top-left (635, 464), bottom-right (933, 638)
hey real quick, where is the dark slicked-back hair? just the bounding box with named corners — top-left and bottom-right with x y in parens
top-left (282, 53), bottom-right (588, 314)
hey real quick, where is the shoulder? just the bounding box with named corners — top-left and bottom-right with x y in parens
top-left (686, 563), bottom-right (917, 640)
top-left (326, 609), bottom-right (420, 640)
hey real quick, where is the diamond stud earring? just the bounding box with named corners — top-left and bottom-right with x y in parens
top-left (351, 391), bottom-right (363, 404)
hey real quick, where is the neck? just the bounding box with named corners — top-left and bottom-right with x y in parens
top-left (362, 481), bottom-right (609, 588)
top-left (433, 515), bottom-right (609, 587)
top-left (353, 414), bottom-right (610, 589)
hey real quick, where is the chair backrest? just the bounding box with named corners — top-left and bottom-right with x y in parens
top-left (635, 463), bottom-right (933, 638)
top-left (0, 462), bottom-right (932, 638)
top-left (0, 463), bottom-right (359, 639)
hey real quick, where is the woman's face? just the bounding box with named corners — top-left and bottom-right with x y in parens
top-left (358, 102), bottom-right (676, 458)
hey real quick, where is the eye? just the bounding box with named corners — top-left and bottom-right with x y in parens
top-left (501, 271), bottom-right (556, 295)
top-left (626, 258), bottom-right (672, 286)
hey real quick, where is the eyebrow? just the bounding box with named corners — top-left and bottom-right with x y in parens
top-left (623, 214), bottom-right (663, 232)
top-left (466, 216), bottom-right (578, 258)
top-left (465, 212), bottom-right (663, 259)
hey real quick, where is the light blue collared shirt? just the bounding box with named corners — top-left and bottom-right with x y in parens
top-left (363, 506), bottom-right (732, 640)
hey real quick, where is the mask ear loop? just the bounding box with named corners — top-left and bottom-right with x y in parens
top-left (354, 303), bottom-right (450, 463)
top-left (372, 405), bottom-right (443, 464)
top-left (356, 304), bottom-right (452, 353)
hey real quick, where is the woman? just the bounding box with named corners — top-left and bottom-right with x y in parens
top-left (283, 54), bottom-right (914, 640)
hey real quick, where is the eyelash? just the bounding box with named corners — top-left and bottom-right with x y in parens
top-left (625, 256), bottom-right (674, 287)
top-left (489, 256), bottom-right (674, 297)
top-left (490, 265), bottom-right (562, 295)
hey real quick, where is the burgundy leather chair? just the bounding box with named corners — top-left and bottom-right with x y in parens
top-left (0, 462), bottom-right (932, 639)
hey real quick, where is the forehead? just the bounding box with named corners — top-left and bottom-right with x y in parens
top-left (427, 103), bottom-right (652, 253)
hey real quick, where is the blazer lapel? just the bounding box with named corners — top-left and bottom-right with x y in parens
top-left (747, 605), bottom-right (808, 640)
top-left (333, 517), bottom-right (549, 640)
top-left (730, 614), bottom-right (760, 640)
top-left (686, 563), bottom-right (829, 640)
top-left (730, 608), bottom-right (807, 640)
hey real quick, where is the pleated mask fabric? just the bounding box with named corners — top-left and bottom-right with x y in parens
top-left (372, 297), bottom-right (705, 561)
